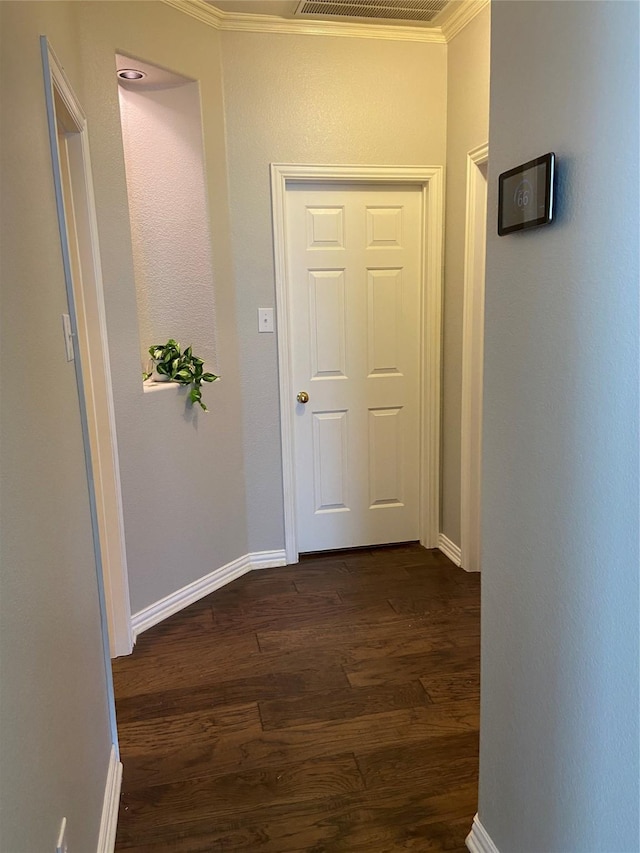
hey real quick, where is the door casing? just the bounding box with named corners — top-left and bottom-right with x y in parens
top-left (460, 143), bottom-right (488, 573)
top-left (271, 164), bottom-right (444, 564)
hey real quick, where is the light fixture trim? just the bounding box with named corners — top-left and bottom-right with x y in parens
top-left (117, 68), bottom-right (146, 81)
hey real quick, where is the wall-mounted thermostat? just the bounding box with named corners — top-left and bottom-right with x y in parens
top-left (498, 152), bottom-right (555, 235)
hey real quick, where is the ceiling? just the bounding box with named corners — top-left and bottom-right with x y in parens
top-left (205, 0), bottom-right (461, 29)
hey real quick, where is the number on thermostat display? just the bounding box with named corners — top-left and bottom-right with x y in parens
top-left (514, 180), bottom-right (533, 209)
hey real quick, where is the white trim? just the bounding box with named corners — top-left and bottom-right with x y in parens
top-left (163, 0), bottom-right (226, 28)
top-left (163, 0), bottom-right (444, 42)
top-left (466, 814), bottom-right (500, 853)
top-left (249, 549), bottom-right (289, 570)
top-left (440, 0), bottom-right (490, 41)
top-left (131, 550), bottom-right (287, 639)
top-left (419, 167), bottom-right (444, 552)
top-left (460, 143), bottom-right (488, 574)
top-left (96, 746), bottom-right (122, 853)
top-left (270, 163), bottom-right (443, 564)
top-left (47, 51), bottom-right (86, 127)
top-left (131, 555), bottom-right (252, 637)
top-left (79, 122), bottom-right (133, 656)
top-left (42, 42), bottom-right (133, 658)
top-left (438, 533), bottom-right (462, 567)
top-left (162, 0), bottom-right (487, 43)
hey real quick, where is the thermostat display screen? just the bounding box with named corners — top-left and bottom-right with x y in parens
top-left (498, 153), bottom-right (555, 235)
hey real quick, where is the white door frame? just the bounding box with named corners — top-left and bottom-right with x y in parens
top-left (41, 39), bottom-right (133, 659)
top-left (460, 143), bottom-right (488, 573)
top-left (271, 164), bottom-right (444, 564)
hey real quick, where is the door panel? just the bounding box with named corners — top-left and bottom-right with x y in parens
top-left (368, 406), bottom-right (404, 508)
top-left (287, 184), bottom-right (422, 552)
top-left (309, 270), bottom-right (347, 378)
top-left (367, 268), bottom-right (404, 375)
top-left (312, 410), bottom-right (349, 512)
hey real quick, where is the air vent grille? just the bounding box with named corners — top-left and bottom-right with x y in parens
top-left (296, 0), bottom-right (449, 23)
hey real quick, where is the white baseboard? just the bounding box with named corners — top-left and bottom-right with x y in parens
top-left (438, 532), bottom-right (462, 566)
top-left (131, 550), bottom-right (287, 639)
top-left (97, 745), bottom-right (122, 853)
top-left (249, 549), bottom-right (288, 570)
top-left (466, 814), bottom-right (500, 853)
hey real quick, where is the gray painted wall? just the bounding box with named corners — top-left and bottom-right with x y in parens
top-left (74, 1), bottom-right (248, 614)
top-left (442, 6), bottom-right (490, 546)
top-left (0, 3), bottom-right (113, 850)
top-left (479, 2), bottom-right (639, 850)
top-left (220, 31), bottom-right (447, 552)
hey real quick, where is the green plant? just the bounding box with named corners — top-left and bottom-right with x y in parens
top-left (143, 339), bottom-right (219, 411)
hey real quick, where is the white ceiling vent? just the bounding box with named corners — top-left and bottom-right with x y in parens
top-left (295, 0), bottom-right (449, 23)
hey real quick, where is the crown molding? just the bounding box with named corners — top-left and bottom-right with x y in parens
top-left (163, 0), bottom-right (488, 43)
top-left (163, 0), bottom-right (446, 42)
top-left (224, 16), bottom-right (446, 43)
top-left (440, 0), bottom-right (490, 41)
top-left (163, 0), bottom-right (224, 27)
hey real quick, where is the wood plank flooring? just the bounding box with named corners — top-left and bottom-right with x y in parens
top-left (112, 544), bottom-right (480, 852)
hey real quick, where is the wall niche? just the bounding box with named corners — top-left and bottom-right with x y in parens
top-left (116, 53), bottom-right (217, 383)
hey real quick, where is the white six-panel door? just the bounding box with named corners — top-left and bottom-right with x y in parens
top-left (285, 183), bottom-right (422, 552)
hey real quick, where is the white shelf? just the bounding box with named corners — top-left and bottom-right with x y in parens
top-left (142, 379), bottom-right (178, 394)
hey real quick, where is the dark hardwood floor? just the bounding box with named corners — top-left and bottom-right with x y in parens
top-left (112, 544), bottom-right (480, 852)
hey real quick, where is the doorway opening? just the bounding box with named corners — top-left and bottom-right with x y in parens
top-left (42, 38), bottom-right (132, 662)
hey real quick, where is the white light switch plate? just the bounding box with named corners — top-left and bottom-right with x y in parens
top-left (258, 308), bottom-right (274, 333)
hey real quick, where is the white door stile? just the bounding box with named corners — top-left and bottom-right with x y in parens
top-left (271, 164), bottom-right (443, 564)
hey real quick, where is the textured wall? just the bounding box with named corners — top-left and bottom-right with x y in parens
top-left (441, 5), bottom-right (490, 547)
top-left (75, 1), bottom-right (248, 614)
top-left (220, 31), bottom-right (447, 552)
top-left (480, 2), bottom-right (639, 850)
top-left (118, 80), bottom-right (219, 371)
top-left (0, 3), bottom-right (113, 850)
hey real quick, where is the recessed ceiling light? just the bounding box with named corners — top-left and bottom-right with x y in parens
top-left (117, 69), bottom-right (146, 81)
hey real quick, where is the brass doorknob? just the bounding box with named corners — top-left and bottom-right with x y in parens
top-left (297, 391), bottom-right (309, 404)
